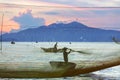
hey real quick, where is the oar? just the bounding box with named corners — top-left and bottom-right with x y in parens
top-left (70, 49), bottom-right (91, 55)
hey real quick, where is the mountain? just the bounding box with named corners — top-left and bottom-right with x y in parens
top-left (1, 21), bottom-right (120, 42)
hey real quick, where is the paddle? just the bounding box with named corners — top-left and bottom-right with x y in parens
top-left (69, 49), bottom-right (91, 55)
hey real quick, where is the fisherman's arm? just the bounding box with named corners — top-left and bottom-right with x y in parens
top-left (68, 49), bottom-right (72, 54)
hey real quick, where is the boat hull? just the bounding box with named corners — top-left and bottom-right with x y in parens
top-left (0, 58), bottom-right (119, 78)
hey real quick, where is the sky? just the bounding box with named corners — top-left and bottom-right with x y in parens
top-left (0, 0), bottom-right (120, 33)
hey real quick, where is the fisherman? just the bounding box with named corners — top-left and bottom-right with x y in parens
top-left (53, 42), bottom-right (58, 52)
top-left (63, 47), bottom-right (72, 63)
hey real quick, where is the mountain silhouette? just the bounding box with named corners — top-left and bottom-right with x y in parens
top-left (1, 21), bottom-right (120, 42)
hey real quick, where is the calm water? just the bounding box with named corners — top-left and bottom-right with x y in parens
top-left (0, 42), bottom-right (120, 80)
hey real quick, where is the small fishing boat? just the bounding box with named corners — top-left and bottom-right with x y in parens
top-left (11, 41), bottom-right (15, 44)
top-left (112, 37), bottom-right (120, 44)
top-left (41, 43), bottom-right (63, 53)
top-left (41, 47), bottom-right (62, 53)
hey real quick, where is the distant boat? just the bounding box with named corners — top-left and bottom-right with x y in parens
top-left (41, 42), bottom-right (62, 53)
top-left (41, 47), bottom-right (62, 53)
top-left (112, 37), bottom-right (120, 44)
top-left (11, 41), bottom-right (15, 44)
top-left (35, 41), bottom-right (38, 43)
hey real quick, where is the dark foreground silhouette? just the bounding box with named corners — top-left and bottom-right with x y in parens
top-left (0, 57), bottom-right (119, 78)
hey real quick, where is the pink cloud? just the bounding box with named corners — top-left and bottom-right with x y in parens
top-left (0, 17), bottom-right (20, 33)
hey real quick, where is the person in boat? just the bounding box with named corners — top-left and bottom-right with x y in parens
top-left (63, 47), bottom-right (72, 63)
top-left (41, 42), bottom-right (59, 52)
top-left (53, 42), bottom-right (58, 52)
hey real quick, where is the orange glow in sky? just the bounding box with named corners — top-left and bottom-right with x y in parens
top-left (0, 0), bottom-right (120, 32)
top-left (0, 17), bottom-right (20, 33)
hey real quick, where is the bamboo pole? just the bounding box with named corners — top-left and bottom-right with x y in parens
top-left (0, 13), bottom-right (4, 51)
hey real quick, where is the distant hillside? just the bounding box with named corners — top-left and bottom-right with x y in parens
top-left (1, 21), bottom-right (120, 42)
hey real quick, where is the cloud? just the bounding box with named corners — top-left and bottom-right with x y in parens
top-left (1, 1), bottom-right (120, 32)
top-left (12, 10), bottom-right (45, 31)
top-left (1, 0), bottom-right (119, 8)
top-left (34, 0), bottom-right (120, 7)
top-left (37, 7), bottom-right (120, 31)
top-left (1, 19), bottom-right (20, 33)
top-left (43, 12), bottom-right (60, 15)
top-left (82, 8), bottom-right (120, 18)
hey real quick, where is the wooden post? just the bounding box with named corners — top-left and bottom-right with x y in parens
top-left (0, 13), bottom-right (4, 51)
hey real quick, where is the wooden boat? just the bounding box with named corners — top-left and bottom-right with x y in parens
top-left (112, 37), bottom-right (120, 44)
top-left (0, 57), bottom-right (119, 78)
top-left (41, 47), bottom-right (63, 53)
top-left (50, 61), bottom-right (76, 70)
top-left (41, 42), bottom-right (63, 53)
